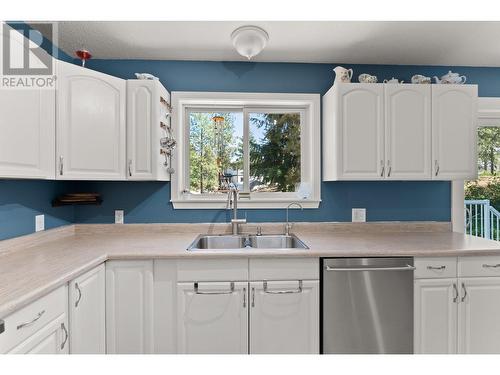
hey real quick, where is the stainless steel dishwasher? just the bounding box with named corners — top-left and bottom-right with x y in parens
top-left (322, 257), bottom-right (414, 354)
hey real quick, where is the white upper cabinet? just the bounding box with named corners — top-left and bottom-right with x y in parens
top-left (0, 86), bottom-right (55, 179)
top-left (323, 83), bottom-right (477, 181)
top-left (385, 85), bottom-right (431, 180)
top-left (69, 264), bottom-right (106, 354)
top-left (323, 83), bottom-right (384, 180)
top-left (126, 79), bottom-right (171, 181)
top-left (177, 281), bottom-right (248, 354)
top-left (106, 260), bottom-right (154, 354)
top-left (414, 278), bottom-right (458, 354)
top-left (458, 277), bottom-right (500, 354)
top-left (56, 60), bottom-right (126, 180)
top-left (431, 85), bottom-right (478, 180)
top-left (249, 280), bottom-right (319, 354)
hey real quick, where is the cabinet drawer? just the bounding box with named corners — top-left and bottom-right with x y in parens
top-left (177, 259), bottom-right (248, 281)
top-left (414, 257), bottom-right (457, 278)
top-left (249, 258), bottom-right (319, 281)
top-left (0, 285), bottom-right (68, 353)
top-left (459, 256), bottom-right (500, 277)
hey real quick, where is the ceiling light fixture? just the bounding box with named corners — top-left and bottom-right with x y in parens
top-left (231, 26), bottom-right (269, 60)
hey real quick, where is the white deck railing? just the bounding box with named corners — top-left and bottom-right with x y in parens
top-left (465, 199), bottom-right (500, 240)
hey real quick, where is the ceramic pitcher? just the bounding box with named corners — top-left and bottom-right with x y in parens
top-left (333, 66), bottom-right (353, 84)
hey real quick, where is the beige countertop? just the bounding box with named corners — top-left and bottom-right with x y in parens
top-left (1, 222), bottom-right (500, 318)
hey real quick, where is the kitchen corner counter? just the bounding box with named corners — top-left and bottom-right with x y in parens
top-left (1, 222), bottom-right (500, 318)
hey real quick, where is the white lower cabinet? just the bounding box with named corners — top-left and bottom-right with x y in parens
top-left (249, 280), bottom-right (319, 354)
top-left (106, 260), bottom-right (154, 354)
top-left (414, 278), bottom-right (458, 354)
top-left (177, 281), bottom-right (248, 354)
top-left (414, 256), bottom-right (500, 354)
top-left (458, 277), bottom-right (500, 354)
top-left (69, 264), bottom-right (106, 354)
top-left (8, 314), bottom-right (68, 354)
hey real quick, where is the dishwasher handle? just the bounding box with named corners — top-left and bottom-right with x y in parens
top-left (324, 264), bottom-right (415, 272)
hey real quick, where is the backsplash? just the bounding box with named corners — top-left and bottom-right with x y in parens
top-left (6, 54), bottom-right (500, 239)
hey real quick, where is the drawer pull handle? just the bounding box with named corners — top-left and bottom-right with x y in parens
top-left (242, 287), bottom-right (246, 308)
top-left (75, 282), bottom-right (82, 308)
top-left (461, 282), bottom-right (468, 302)
top-left (482, 264), bottom-right (500, 268)
top-left (16, 310), bottom-right (45, 330)
top-left (453, 283), bottom-right (459, 303)
top-left (427, 265), bottom-right (446, 270)
top-left (263, 280), bottom-right (303, 294)
top-left (61, 323), bottom-right (68, 350)
top-left (251, 287), bottom-right (255, 307)
top-left (194, 282), bottom-right (234, 295)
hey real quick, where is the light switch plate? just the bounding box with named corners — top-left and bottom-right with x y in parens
top-left (352, 208), bottom-right (366, 223)
top-left (115, 210), bottom-right (124, 224)
top-left (35, 215), bottom-right (45, 232)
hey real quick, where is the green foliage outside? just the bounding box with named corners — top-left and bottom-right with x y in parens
top-left (465, 127), bottom-right (500, 209)
top-left (250, 113), bottom-right (301, 192)
top-left (189, 113), bottom-right (241, 194)
top-left (189, 111), bottom-right (301, 194)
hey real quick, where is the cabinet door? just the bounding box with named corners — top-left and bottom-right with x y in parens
top-left (8, 314), bottom-right (69, 354)
top-left (127, 80), bottom-right (154, 180)
top-left (249, 280), bottom-right (319, 354)
top-left (336, 84), bottom-right (384, 179)
top-left (385, 85), bottom-right (431, 180)
top-left (414, 278), bottom-right (458, 354)
top-left (177, 281), bottom-right (248, 354)
top-left (458, 277), bottom-right (500, 354)
top-left (106, 260), bottom-right (154, 354)
top-left (56, 60), bottom-right (126, 180)
top-left (69, 264), bottom-right (106, 354)
top-left (431, 85), bottom-right (477, 180)
top-left (0, 88), bottom-right (55, 179)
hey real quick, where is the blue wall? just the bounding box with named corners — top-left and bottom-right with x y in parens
top-left (0, 180), bottom-right (74, 240)
top-left (9, 56), bottom-right (500, 239)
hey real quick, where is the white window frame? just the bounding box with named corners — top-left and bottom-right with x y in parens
top-left (170, 91), bottom-right (321, 209)
top-left (452, 97), bottom-right (500, 233)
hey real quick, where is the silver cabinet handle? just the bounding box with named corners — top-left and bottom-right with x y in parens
top-left (461, 282), bottom-right (467, 302)
top-left (434, 160), bottom-right (439, 176)
top-left (325, 265), bottom-right (415, 272)
top-left (194, 282), bottom-right (234, 295)
top-left (453, 283), bottom-right (459, 303)
top-left (59, 156), bottom-right (64, 176)
top-left (75, 282), bottom-right (82, 308)
top-left (128, 159), bottom-right (132, 177)
top-left (427, 265), bottom-right (446, 270)
top-left (263, 280), bottom-right (303, 294)
top-left (242, 287), bottom-right (246, 308)
top-left (482, 264), bottom-right (500, 268)
top-left (380, 160), bottom-right (385, 177)
top-left (60, 322), bottom-right (68, 350)
top-left (251, 287), bottom-right (255, 307)
top-left (17, 310), bottom-right (45, 330)
top-left (387, 160), bottom-right (392, 177)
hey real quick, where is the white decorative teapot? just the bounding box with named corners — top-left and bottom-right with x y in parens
top-left (433, 71), bottom-right (467, 84)
top-left (333, 66), bottom-right (353, 84)
top-left (383, 77), bottom-right (403, 84)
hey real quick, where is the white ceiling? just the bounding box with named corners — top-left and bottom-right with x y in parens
top-left (36, 21), bottom-right (500, 66)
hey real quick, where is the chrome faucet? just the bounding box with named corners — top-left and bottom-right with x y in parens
top-left (227, 184), bottom-right (246, 235)
top-left (285, 202), bottom-right (303, 235)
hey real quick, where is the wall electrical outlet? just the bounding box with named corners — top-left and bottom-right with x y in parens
top-left (35, 215), bottom-right (45, 232)
top-left (352, 208), bottom-right (366, 223)
top-left (115, 210), bottom-right (124, 224)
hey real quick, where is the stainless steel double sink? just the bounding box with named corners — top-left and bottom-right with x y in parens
top-left (187, 234), bottom-right (309, 251)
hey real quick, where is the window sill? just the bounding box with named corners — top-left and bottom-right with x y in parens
top-left (171, 199), bottom-right (321, 209)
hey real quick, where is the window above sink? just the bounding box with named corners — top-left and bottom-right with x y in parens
top-left (171, 92), bottom-right (321, 209)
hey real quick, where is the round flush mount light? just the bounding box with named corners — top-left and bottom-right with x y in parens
top-left (231, 26), bottom-right (269, 60)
